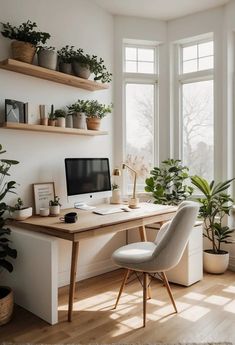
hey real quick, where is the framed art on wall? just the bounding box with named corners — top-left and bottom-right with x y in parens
top-left (5, 99), bottom-right (25, 123)
top-left (33, 182), bottom-right (55, 214)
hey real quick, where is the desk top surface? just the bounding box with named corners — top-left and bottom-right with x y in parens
top-left (12, 203), bottom-right (176, 235)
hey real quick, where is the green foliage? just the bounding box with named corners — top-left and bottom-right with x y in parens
top-left (112, 183), bottom-right (119, 191)
top-left (73, 49), bottom-right (112, 83)
top-left (145, 159), bottom-right (194, 206)
top-left (57, 45), bottom-right (76, 63)
top-left (49, 196), bottom-right (61, 207)
top-left (54, 109), bottom-right (66, 118)
top-left (38, 46), bottom-right (55, 51)
top-left (1, 20), bottom-right (50, 47)
top-left (0, 144), bottom-right (18, 273)
top-left (67, 100), bottom-right (89, 114)
top-left (86, 100), bottom-right (113, 119)
top-left (191, 175), bottom-right (235, 254)
top-left (14, 197), bottom-right (24, 210)
top-left (48, 104), bottom-right (55, 120)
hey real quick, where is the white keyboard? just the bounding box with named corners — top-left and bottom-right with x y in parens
top-left (93, 207), bottom-right (124, 215)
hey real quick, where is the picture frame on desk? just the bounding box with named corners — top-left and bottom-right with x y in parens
top-left (33, 182), bottom-right (55, 214)
top-left (5, 99), bottom-right (25, 123)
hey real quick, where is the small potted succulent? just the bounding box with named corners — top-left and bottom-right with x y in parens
top-left (37, 46), bottom-right (57, 70)
top-left (49, 196), bottom-right (61, 216)
top-left (86, 100), bottom-right (112, 130)
top-left (191, 175), bottom-right (235, 274)
top-left (57, 45), bottom-right (76, 74)
top-left (11, 197), bottom-right (32, 221)
top-left (67, 100), bottom-right (88, 129)
top-left (1, 20), bottom-right (50, 64)
top-left (54, 109), bottom-right (66, 128)
top-left (48, 105), bottom-right (56, 126)
top-left (110, 183), bottom-right (121, 204)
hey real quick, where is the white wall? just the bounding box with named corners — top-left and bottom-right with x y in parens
top-left (0, 0), bottom-right (125, 286)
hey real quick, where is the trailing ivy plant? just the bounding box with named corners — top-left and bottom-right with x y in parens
top-left (1, 20), bottom-right (50, 47)
top-left (145, 159), bottom-right (194, 205)
top-left (0, 144), bottom-right (18, 273)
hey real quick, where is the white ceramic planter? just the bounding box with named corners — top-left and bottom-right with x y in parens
top-left (203, 250), bottom-right (229, 274)
top-left (56, 117), bottom-right (66, 128)
top-left (110, 189), bottom-right (121, 204)
top-left (50, 205), bottom-right (60, 216)
top-left (12, 207), bottom-right (32, 221)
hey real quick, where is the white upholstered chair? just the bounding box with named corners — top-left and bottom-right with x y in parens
top-left (112, 201), bottom-right (199, 327)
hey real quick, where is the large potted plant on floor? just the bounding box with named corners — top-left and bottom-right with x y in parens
top-left (0, 144), bottom-right (18, 325)
top-left (191, 175), bottom-right (235, 274)
top-left (1, 20), bottom-right (50, 64)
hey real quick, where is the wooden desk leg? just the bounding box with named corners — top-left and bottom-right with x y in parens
top-left (68, 241), bottom-right (79, 322)
top-left (138, 226), bottom-right (152, 299)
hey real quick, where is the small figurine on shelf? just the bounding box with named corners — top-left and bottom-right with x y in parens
top-left (49, 196), bottom-right (61, 216)
top-left (110, 183), bottom-right (121, 204)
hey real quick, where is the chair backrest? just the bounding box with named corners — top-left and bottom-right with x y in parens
top-left (150, 201), bottom-right (199, 272)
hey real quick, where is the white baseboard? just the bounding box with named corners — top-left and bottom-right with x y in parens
top-left (229, 255), bottom-right (235, 271)
top-left (58, 258), bottom-right (117, 287)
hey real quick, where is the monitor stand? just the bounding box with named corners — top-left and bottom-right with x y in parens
top-left (74, 202), bottom-right (96, 211)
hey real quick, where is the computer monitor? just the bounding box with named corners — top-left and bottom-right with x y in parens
top-left (65, 158), bottom-right (112, 204)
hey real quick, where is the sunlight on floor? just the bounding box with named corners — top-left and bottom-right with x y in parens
top-left (223, 285), bottom-right (235, 294)
top-left (183, 292), bottom-right (206, 301)
top-left (224, 299), bottom-right (235, 313)
top-left (179, 305), bottom-right (210, 321)
top-left (204, 294), bottom-right (231, 305)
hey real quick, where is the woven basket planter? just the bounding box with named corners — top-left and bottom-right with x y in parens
top-left (86, 118), bottom-right (101, 130)
top-left (0, 286), bottom-right (14, 326)
top-left (11, 41), bottom-right (36, 64)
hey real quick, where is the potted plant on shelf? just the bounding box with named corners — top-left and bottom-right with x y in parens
top-left (145, 159), bottom-right (194, 205)
top-left (86, 100), bottom-right (112, 130)
top-left (37, 46), bottom-right (57, 70)
top-left (49, 196), bottom-right (61, 216)
top-left (10, 198), bottom-right (32, 221)
top-left (191, 175), bottom-right (235, 274)
top-left (54, 109), bottom-right (66, 128)
top-left (110, 183), bottom-right (121, 204)
top-left (0, 144), bottom-right (18, 325)
top-left (72, 49), bottom-right (112, 83)
top-left (48, 105), bottom-right (56, 126)
top-left (67, 100), bottom-right (88, 129)
top-left (57, 45), bottom-right (76, 74)
top-left (1, 20), bottom-right (50, 64)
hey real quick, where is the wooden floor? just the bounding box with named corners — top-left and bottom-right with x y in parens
top-left (1, 269), bottom-right (235, 344)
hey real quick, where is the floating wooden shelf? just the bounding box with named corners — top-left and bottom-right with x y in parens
top-left (0, 59), bottom-right (109, 91)
top-left (0, 122), bottom-right (108, 136)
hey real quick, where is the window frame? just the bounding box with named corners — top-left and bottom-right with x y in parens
top-left (124, 43), bottom-right (158, 75)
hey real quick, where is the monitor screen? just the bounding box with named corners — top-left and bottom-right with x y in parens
top-left (65, 158), bottom-right (111, 196)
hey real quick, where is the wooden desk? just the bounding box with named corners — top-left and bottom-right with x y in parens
top-left (13, 203), bottom-right (176, 322)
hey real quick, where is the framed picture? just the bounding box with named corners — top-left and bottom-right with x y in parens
top-left (5, 99), bottom-right (25, 123)
top-left (33, 182), bottom-right (55, 214)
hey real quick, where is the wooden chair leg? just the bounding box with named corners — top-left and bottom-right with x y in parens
top-left (143, 272), bottom-right (148, 327)
top-left (161, 272), bottom-right (178, 313)
top-left (114, 269), bottom-right (131, 309)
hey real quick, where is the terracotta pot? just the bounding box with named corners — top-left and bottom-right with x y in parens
top-left (40, 118), bottom-right (48, 126)
top-left (12, 207), bottom-right (32, 221)
top-left (86, 117), bottom-right (101, 130)
top-left (38, 49), bottom-right (57, 70)
top-left (0, 287), bottom-right (14, 326)
top-left (48, 119), bottom-right (56, 126)
top-left (11, 41), bottom-right (36, 64)
top-left (203, 250), bottom-right (229, 274)
top-left (72, 61), bottom-right (91, 79)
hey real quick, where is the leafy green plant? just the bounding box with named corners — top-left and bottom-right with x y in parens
top-left (48, 104), bottom-right (55, 120)
top-left (38, 46), bottom-right (55, 51)
top-left (1, 20), bottom-right (50, 47)
top-left (191, 175), bottom-right (235, 254)
top-left (86, 100), bottom-right (113, 119)
top-left (14, 197), bottom-right (24, 210)
top-left (67, 100), bottom-right (89, 115)
top-left (49, 196), bottom-right (61, 206)
top-left (54, 109), bottom-right (66, 118)
top-left (0, 144), bottom-right (18, 272)
top-left (112, 183), bottom-right (119, 191)
top-left (145, 159), bottom-right (194, 205)
top-left (57, 45), bottom-right (76, 63)
top-left (72, 49), bottom-right (112, 83)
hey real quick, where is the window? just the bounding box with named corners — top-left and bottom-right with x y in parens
top-left (125, 46), bottom-right (156, 74)
top-left (123, 43), bottom-right (158, 192)
top-left (179, 39), bottom-right (214, 180)
top-left (182, 40), bottom-right (214, 74)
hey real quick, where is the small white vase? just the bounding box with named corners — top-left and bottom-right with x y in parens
top-left (56, 117), bottom-right (66, 128)
top-left (110, 189), bottom-right (121, 204)
top-left (12, 207), bottom-right (32, 221)
top-left (50, 205), bottom-right (61, 216)
top-left (203, 250), bottom-right (229, 274)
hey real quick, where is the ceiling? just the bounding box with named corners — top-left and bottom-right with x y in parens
top-left (93, 0), bottom-right (229, 20)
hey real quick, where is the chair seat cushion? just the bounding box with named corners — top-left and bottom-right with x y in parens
top-left (112, 242), bottom-right (156, 268)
